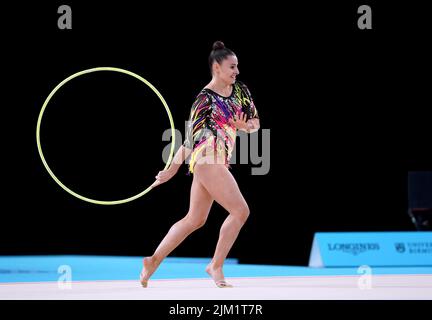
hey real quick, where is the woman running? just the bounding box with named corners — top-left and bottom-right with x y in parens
top-left (140, 41), bottom-right (260, 288)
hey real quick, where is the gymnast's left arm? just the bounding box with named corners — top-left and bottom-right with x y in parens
top-left (246, 118), bottom-right (260, 133)
top-left (240, 83), bottom-right (260, 134)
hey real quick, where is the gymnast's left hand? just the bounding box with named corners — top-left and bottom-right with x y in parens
top-left (151, 166), bottom-right (178, 188)
top-left (229, 112), bottom-right (249, 132)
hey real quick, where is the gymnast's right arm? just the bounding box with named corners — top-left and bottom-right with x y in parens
top-left (152, 93), bottom-right (209, 187)
top-left (151, 145), bottom-right (192, 187)
top-left (168, 144), bottom-right (193, 172)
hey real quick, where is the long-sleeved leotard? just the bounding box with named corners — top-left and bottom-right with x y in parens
top-left (183, 81), bottom-right (259, 174)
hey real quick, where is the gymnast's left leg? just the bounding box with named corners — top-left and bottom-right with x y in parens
top-left (194, 163), bottom-right (250, 288)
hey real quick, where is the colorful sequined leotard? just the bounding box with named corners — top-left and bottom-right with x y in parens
top-left (183, 81), bottom-right (259, 174)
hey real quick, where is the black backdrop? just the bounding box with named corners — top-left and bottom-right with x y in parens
top-left (2, 1), bottom-right (431, 266)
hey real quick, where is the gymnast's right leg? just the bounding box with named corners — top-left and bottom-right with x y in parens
top-left (140, 176), bottom-right (214, 287)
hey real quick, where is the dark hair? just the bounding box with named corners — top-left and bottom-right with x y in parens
top-left (208, 41), bottom-right (235, 74)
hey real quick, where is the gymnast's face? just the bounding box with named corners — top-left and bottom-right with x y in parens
top-left (213, 55), bottom-right (239, 85)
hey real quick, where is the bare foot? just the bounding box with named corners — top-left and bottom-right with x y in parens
top-left (205, 263), bottom-right (233, 288)
top-left (140, 257), bottom-right (159, 288)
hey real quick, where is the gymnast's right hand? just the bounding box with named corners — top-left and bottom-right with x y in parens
top-left (151, 166), bottom-right (178, 188)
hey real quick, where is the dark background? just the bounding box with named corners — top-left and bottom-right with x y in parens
top-left (2, 1), bottom-right (431, 266)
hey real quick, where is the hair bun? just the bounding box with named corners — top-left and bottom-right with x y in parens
top-left (212, 41), bottom-right (225, 51)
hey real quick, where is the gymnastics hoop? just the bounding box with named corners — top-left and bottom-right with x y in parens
top-left (36, 67), bottom-right (175, 205)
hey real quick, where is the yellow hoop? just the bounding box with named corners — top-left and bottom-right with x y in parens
top-left (36, 67), bottom-right (175, 205)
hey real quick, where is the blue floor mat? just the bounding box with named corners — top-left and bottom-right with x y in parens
top-left (1, 256), bottom-right (431, 283)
